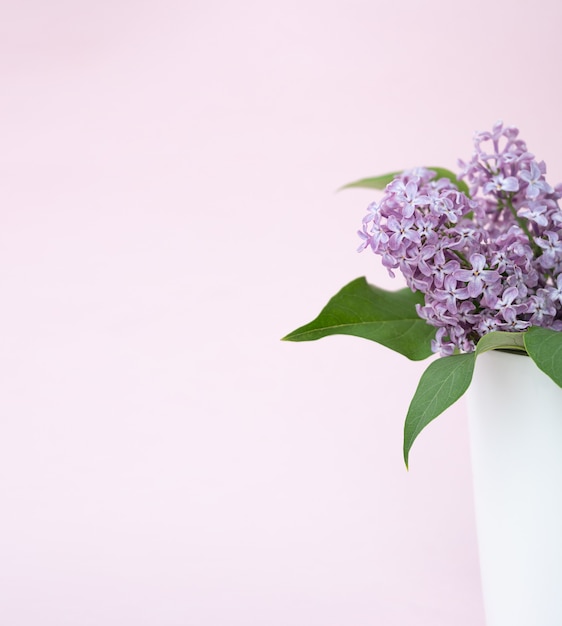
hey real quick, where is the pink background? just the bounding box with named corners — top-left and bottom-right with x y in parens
top-left (1, 1), bottom-right (561, 624)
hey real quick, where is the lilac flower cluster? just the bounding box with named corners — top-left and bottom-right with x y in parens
top-left (358, 122), bottom-right (562, 355)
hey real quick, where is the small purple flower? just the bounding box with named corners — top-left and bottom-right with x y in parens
top-left (500, 307), bottom-right (531, 331)
top-left (387, 179), bottom-right (429, 218)
top-left (483, 174), bottom-right (519, 195)
top-left (431, 327), bottom-right (456, 356)
top-left (359, 206), bottom-right (389, 253)
top-left (480, 280), bottom-right (503, 308)
top-left (517, 201), bottom-right (548, 228)
top-left (447, 223), bottom-right (482, 252)
top-left (477, 315), bottom-right (501, 335)
top-left (519, 161), bottom-right (553, 200)
top-left (416, 216), bottom-right (438, 243)
top-left (536, 231), bottom-right (562, 269)
top-left (426, 189), bottom-right (461, 223)
top-left (548, 274), bottom-right (562, 305)
top-left (434, 275), bottom-right (469, 314)
top-left (421, 251), bottom-right (460, 289)
top-left (357, 226), bottom-right (371, 252)
top-left (529, 289), bottom-right (557, 325)
top-left (494, 286), bottom-right (524, 320)
top-left (453, 253), bottom-right (500, 298)
top-left (386, 215), bottom-right (421, 250)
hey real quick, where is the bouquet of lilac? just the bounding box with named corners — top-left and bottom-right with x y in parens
top-left (284, 122), bottom-right (562, 466)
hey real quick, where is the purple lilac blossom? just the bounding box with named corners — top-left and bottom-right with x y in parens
top-left (358, 122), bottom-right (562, 355)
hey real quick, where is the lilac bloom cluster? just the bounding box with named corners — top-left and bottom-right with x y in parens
top-left (358, 122), bottom-right (562, 355)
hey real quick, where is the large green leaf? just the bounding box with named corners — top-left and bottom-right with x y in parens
top-left (340, 166), bottom-right (470, 196)
top-left (524, 326), bottom-right (562, 388)
top-left (282, 277), bottom-right (435, 361)
top-left (402, 331), bottom-right (530, 467)
top-left (403, 352), bottom-right (476, 468)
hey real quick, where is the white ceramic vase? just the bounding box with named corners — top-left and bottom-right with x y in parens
top-left (467, 350), bottom-right (562, 626)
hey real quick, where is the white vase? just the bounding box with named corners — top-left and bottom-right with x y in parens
top-left (467, 350), bottom-right (562, 626)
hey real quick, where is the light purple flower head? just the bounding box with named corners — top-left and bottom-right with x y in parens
top-left (358, 123), bottom-right (562, 354)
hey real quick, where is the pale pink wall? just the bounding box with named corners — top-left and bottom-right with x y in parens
top-left (1, 1), bottom-right (561, 624)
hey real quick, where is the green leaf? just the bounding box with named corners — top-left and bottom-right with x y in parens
top-left (524, 326), bottom-right (562, 388)
top-left (339, 166), bottom-right (470, 196)
top-left (475, 330), bottom-right (527, 355)
top-left (282, 277), bottom-right (435, 361)
top-left (340, 171), bottom-right (402, 191)
top-left (403, 352), bottom-right (476, 468)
